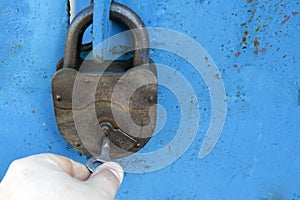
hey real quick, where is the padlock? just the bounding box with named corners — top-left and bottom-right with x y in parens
top-left (51, 2), bottom-right (157, 158)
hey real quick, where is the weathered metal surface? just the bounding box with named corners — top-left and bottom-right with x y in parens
top-left (93, 0), bottom-right (112, 61)
top-left (52, 60), bottom-right (157, 158)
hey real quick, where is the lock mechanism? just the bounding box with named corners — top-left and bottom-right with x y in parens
top-left (51, 2), bottom-right (157, 158)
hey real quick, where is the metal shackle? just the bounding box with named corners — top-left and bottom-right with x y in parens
top-left (63, 2), bottom-right (150, 69)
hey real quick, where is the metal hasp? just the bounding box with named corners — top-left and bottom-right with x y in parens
top-left (51, 2), bottom-right (157, 158)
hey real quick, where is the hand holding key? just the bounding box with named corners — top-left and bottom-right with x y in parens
top-left (0, 154), bottom-right (123, 200)
top-left (87, 137), bottom-right (112, 173)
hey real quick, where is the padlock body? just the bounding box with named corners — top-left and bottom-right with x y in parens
top-left (52, 59), bottom-right (157, 158)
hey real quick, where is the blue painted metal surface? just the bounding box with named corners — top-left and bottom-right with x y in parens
top-left (93, 0), bottom-right (112, 61)
top-left (1, 0), bottom-right (300, 199)
top-left (0, 0), bottom-right (86, 175)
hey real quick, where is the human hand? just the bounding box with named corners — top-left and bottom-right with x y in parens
top-left (0, 154), bottom-right (123, 200)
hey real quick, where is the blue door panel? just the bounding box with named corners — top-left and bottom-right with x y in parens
top-left (0, 0), bottom-right (299, 199)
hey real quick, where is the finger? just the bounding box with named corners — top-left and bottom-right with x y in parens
top-left (87, 162), bottom-right (124, 198)
top-left (43, 154), bottom-right (91, 181)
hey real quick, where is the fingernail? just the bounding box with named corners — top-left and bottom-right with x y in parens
top-left (102, 162), bottom-right (124, 183)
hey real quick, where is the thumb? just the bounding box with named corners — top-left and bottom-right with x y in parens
top-left (87, 162), bottom-right (124, 199)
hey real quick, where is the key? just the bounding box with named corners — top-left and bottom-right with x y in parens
top-left (86, 137), bottom-right (111, 173)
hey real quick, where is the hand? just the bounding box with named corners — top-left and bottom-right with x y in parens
top-left (0, 154), bottom-right (123, 200)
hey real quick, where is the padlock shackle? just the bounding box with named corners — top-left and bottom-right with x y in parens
top-left (63, 2), bottom-right (150, 69)
top-left (110, 3), bottom-right (150, 67)
top-left (63, 5), bottom-right (93, 69)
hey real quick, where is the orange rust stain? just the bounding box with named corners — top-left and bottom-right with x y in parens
top-left (254, 38), bottom-right (260, 47)
top-left (207, 64), bottom-right (211, 67)
top-left (254, 48), bottom-right (259, 55)
top-left (214, 74), bottom-right (221, 79)
top-left (261, 48), bottom-right (267, 52)
top-left (292, 11), bottom-right (299, 15)
top-left (235, 52), bottom-right (241, 57)
top-left (281, 15), bottom-right (291, 24)
top-left (247, 0), bottom-right (253, 3)
top-left (32, 110), bottom-right (36, 114)
top-left (244, 31), bottom-right (249, 35)
top-left (233, 64), bottom-right (238, 68)
top-left (242, 37), bottom-right (247, 43)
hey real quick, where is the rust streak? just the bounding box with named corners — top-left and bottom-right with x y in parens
top-left (281, 15), bottom-right (291, 24)
top-left (292, 11), bottom-right (299, 15)
top-left (254, 38), bottom-right (260, 47)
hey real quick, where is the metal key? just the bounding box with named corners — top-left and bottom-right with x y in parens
top-left (87, 137), bottom-right (111, 173)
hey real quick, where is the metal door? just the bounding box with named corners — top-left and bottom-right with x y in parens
top-left (1, 0), bottom-right (299, 199)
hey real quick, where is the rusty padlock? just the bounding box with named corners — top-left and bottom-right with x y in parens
top-left (51, 2), bottom-right (157, 158)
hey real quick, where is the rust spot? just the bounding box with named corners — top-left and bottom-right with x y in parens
top-left (281, 15), bottom-right (291, 24)
top-left (254, 38), bottom-right (260, 47)
top-left (214, 74), bottom-right (221, 79)
top-left (255, 26), bottom-right (261, 32)
top-left (233, 64), bottom-right (238, 68)
top-left (235, 52), bottom-right (241, 57)
top-left (261, 48), bottom-right (267, 52)
top-left (32, 110), bottom-right (36, 114)
top-left (292, 11), bottom-right (299, 15)
top-left (207, 64), bottom-right (211, 67)
top-left (240, 22), bottom-right (247, 27)
top-left (244, 31), bottom-right (249, 35)
top-left (242, 37), bottom-right (247, 43)
top-left (254, 48), bottom-right (259, 55)
top-left (247, 0), bottom-right (253, 3)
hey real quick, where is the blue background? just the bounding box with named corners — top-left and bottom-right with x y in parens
top-left (0, 0), bottom-right (299, 199)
